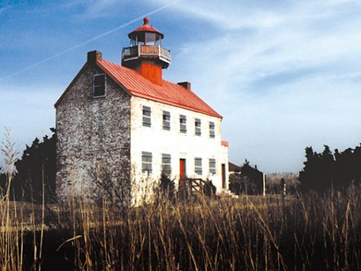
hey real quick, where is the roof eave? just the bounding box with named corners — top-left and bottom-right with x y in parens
top-left (130, 91), bottom-right (223, 119)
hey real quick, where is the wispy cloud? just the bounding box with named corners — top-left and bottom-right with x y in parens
top-left (2, 0), bottom-right (361, 172)
top-left (160, 0), bottom-right (361, 171)
top-left (163, 0), bottom-right (361, 94)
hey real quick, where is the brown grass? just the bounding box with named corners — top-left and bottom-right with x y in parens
top-left (0, 186), bottom-right (360, 270)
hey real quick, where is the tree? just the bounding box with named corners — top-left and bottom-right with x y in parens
top-left (299, 144), bottom-right (361, 192)
top-left (12, 128), bottom-right (56, 203)
top-left (229, 160), bottom-right (263, 195)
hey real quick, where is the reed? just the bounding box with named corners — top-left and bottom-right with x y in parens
top-left (1, 130), bottom-right (361, 270)
top-left (0, 186), bottom-right (360, 270)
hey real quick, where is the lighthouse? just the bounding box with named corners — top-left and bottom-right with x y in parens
top-left (55, 17), bottom-right (229, 203)
top-left (121, 17), bottom-right (171, 85)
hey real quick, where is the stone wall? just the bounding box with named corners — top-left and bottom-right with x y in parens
top-left (56, 63), bottom-right (131, 201)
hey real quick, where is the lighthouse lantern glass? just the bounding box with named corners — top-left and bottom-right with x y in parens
top-left (145, 33), bottom-right (156, 45)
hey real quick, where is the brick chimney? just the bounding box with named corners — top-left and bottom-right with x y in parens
top-left (177, 81), bottom-right (191, 90)
top-left (87, 50), bottom-right (102, 64)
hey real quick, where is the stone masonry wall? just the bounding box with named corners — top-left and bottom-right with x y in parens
top-left (56, 63), bottom-right (131, 201)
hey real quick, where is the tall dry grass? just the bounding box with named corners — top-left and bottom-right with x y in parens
top-left (1, 186), bottom-right (360, 270)
top-left (0, 128), bottom-right (47, 271)
top-left (1, 129), bottom-right (361, 270)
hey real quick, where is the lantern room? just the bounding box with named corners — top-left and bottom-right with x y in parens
top-left (128, 17), bottom-right (164, 46)
top-left (122, 17), bottom-right (171, 70)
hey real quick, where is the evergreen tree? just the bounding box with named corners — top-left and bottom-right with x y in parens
top-left (299, 143), bottom-right (361, 192)
top-left (229, 160), bottom-right (263, 195)
top-left (12, 128), bottom-right (56, 203)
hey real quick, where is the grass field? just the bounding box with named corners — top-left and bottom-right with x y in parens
top-left (0, 185), bottom-right (361, 271)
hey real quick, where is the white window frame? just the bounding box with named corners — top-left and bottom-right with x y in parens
top-left (161, 153), bottom-right (171, 175)
top-left (142, 106), bottom-right (151, 127)
top-left (194, 157), bottom-right (202, 175)
top-left (180, 115), bottom-right (187, 134)
top-left (209, 158), bottom-right (216, 175)
top-left (163, 111), bottom-right (171, 131)
top-left (142, 151), bottom-right (152, 173)
top-left (195, 118), bottom-right (201, 136)
top-left (209, 121), bottom-right (215, 138)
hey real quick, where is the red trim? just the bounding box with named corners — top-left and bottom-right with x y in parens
top-left (221, 141), bottom-right (229, 147)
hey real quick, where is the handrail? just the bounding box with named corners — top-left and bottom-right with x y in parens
top-left (122, 45), bottom-right (171, 63)
top-left (183, 178), bottom-right (207, 192)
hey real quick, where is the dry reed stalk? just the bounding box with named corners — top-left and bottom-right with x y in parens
top-left (0, 128), bottom-right (20, 271)
top-left (174, 206), bottom-right (199, 271)
top-left (38, 166), bottom-right (45, 271)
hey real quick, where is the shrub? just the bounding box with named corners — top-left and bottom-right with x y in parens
top-left (202, 179), bottom-right (216, 197)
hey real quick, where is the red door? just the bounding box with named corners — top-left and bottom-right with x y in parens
top-left (179, 159), bottom-right (186, 187)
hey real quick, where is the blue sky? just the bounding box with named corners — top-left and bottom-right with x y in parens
top-left (1, 0), bottom-right (361, 173)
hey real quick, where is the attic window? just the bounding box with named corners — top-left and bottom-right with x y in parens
top-left (93, 74), bottom-right (106, 97)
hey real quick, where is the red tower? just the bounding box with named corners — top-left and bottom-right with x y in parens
top-left (121, 17), bottom-right (171, 85)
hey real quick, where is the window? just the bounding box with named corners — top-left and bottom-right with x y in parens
top-left (194, 158), bottom-right (202, 175)
top-left (142, 152), bottom-right (152, 173)
top-left (180, 115), bottom-right (187, 134)
top-left (209, 158), bottom-right (216, 174)
top-left (163, 111), bottom-right (170, 131)
top-left (161, 154), bottom-right (171, 175)
top-left (145, 32), bottom-right (156, 45)
top-left (195, 118), bottom-right (201, 136)
top-left (93, 74), bottom-right (106, 97)
top-left (209, 122), bottom-right (215, 138)
top-left (142, 106), bottom-right (151, 127)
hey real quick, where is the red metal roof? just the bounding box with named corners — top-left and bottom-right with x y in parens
top-left (128, 17), bottom-right (164, 39)
top-left (97, 59), bottom-right (222, 118)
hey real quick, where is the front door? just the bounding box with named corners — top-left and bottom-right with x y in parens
top-left (221, 163), bottom-right (226, 189)
top-left (179, 159), bottom-right (186, 187)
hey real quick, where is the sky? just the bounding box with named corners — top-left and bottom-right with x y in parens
top-left (1, 0), bottom-right (361, 173)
